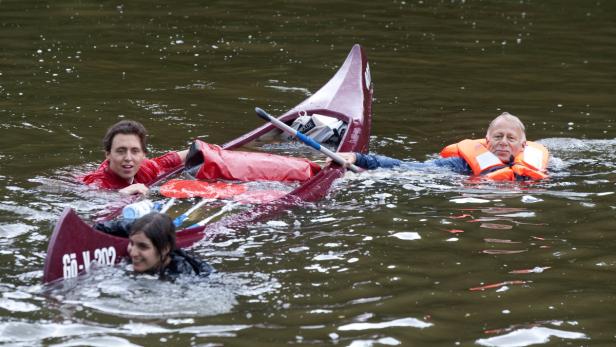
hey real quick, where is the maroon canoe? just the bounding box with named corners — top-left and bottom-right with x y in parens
top-left (43, 44), bottom-right (373, 283)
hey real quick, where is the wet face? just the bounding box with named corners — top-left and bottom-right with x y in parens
top-left (106, 133), bottom-right (145, 182)
top-left (486, 119), bottom-right (526, 162)
top-left (128, 231), bottom-right (168, 273)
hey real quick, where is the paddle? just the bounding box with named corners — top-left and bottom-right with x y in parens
top-left (172, 198), bottom-right (214, 227)
top-left (162, 180), bottom-right (288, 227)
top-left (188, 201), bottom-right (240, 228)
top-left (159, 198), bottom-right (176, 214)
top-left (160, 179), bottom-right (247, 199)
top-left (179, 189), bottom-right (288, 229)
top-left (255, 107), bottom-right (361, 173)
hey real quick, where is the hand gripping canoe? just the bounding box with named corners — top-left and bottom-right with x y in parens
top-left (255, 107), bottom-right (361, 173)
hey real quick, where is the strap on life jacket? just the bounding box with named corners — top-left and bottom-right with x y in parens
top-left (449, 139), bottom-right (505, 176)
top-left (515, 142), bottom-right (549, 172)
top-left (185, 140), bottom-right (321, 182)
top-left (510, 141), bottom-right (550, 180)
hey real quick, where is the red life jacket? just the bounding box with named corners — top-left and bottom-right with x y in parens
top-left (440, 139), bottom-right (549, 180)
top-left (185, 140), bottom-right (321, 182)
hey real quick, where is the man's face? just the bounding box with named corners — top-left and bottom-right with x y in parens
top-left (106, 133), bottom-right (145, 182)
top-left (486, 119), bottom-right (526, 162)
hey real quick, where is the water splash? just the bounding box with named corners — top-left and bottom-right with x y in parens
top-left (45, 264), bottom-right (279, 319)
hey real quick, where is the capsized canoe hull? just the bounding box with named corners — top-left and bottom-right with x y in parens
top-left (43, 44), bottom-right (372, 284)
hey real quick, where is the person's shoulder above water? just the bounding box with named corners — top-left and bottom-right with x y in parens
top-left (128, 212), bottom-right (213, 281)
top-left (163, 249), bottom-right (214, 280)
top-left (80, 119), bottom-right (188, 195)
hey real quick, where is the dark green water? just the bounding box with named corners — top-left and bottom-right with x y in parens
top-left (1, 1), bottom-right (615, 346)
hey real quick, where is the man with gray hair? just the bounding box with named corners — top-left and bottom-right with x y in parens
top-left (335, 112), bottom-right (548, 180)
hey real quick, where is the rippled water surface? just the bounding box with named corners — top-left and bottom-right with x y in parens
top-left (1, 1), bottom-right (615, 346)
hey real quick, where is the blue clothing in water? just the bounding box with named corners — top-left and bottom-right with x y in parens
top-left (354, 153), bottom-right (473, 175)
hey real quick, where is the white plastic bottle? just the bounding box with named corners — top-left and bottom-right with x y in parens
top-left (122, 200), bottom-right (158, 220)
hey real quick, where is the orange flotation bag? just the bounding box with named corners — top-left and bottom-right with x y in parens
top-left (185, 140), bottom-right (321, 182)
top-left (440, 139), bottom-right (549, 180)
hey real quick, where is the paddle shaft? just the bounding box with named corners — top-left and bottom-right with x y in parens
top-left (173, 198), bottom-right (213, 227)
top-left (159, 198), bottom-right (176, 214)
top-left (255, 107), bottom-right (361, 173)
top-left (190, 201), bottom-right (239, 228)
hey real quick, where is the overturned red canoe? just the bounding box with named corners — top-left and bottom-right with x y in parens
top-left (43, 44), bottom-right (373, 283)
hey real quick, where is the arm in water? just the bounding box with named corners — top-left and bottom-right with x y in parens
top-left (352, 153), bottom-right (473, 175)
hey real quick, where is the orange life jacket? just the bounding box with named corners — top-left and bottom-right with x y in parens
top-left (185, 140), bottom-right (321, 182)
top-left (440, 139), bottom-right (549, 180)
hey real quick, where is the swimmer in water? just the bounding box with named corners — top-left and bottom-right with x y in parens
top-left (127, 212), bottom-right (212, 280)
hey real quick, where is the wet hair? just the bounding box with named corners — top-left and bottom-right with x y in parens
top-left (487, 112), bottom-right (527, 141)
top-left (129, 212), bottom-right (176, 274)
top-left (103, 120), bottom-right (148, 153)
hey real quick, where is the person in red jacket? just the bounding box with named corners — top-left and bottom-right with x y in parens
top-left (81, 120), bottom-right (188, 195)
top-left (82, 120), bottom-right (321, 195)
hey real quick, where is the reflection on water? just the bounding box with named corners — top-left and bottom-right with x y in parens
top-left (0, 320), bottom-right (250, 345)
top-left (476, 324), bottom-right (588, 347)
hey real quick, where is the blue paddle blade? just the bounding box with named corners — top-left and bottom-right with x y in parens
top-left (173, 214), bottom-right (188, 227)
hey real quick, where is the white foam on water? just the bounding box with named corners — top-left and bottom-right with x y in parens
top-left (450, 197), bottom-right (491, 204)
top-left (0, 320), bottom-right (250, 344)
top-left (338, 317), bottom-right (433, 331)
top-left (313, 217), bottom-right (337, 223)
top-left (476, 326), bottom-right (588, 347)
top-left (391, 232), bottom-right (421, 241)
top-left (266, 220), bottom-right (288, 227)
top-left (2, 291), bottom-right (32, 300)
top-left (348, 337), bottom-right (401, 347)
top-left (310, 309), bottom-right (332, 314)
top-left (52, 336), bottom-right (141, 347)
top-left (402, 183), bottom-right (426, 192)
top-left (313, 253), bottom-right (344, 261)
top-left (47, 266), bottom-right (278, 319)
top-left (175, 323), bottom-right (249, 336)
top-left (289, 246), bottom-right (309, 253)
top-left (304, 264), bottom-right (330, 273)
top-left (0, 224), bottom-right (36, 239)
top-left (166, 318), bottom-right (194, 325)
top-left (0, 298), bottom-right (39, 312)
top-left (265, 84), bottom-right (312, 96)
top-left (496, 212), bottom-right (536, 218)
top-left (0, 322), bottom-right (115, 343)
top-left (521, 195), bottom-right (543, 203)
